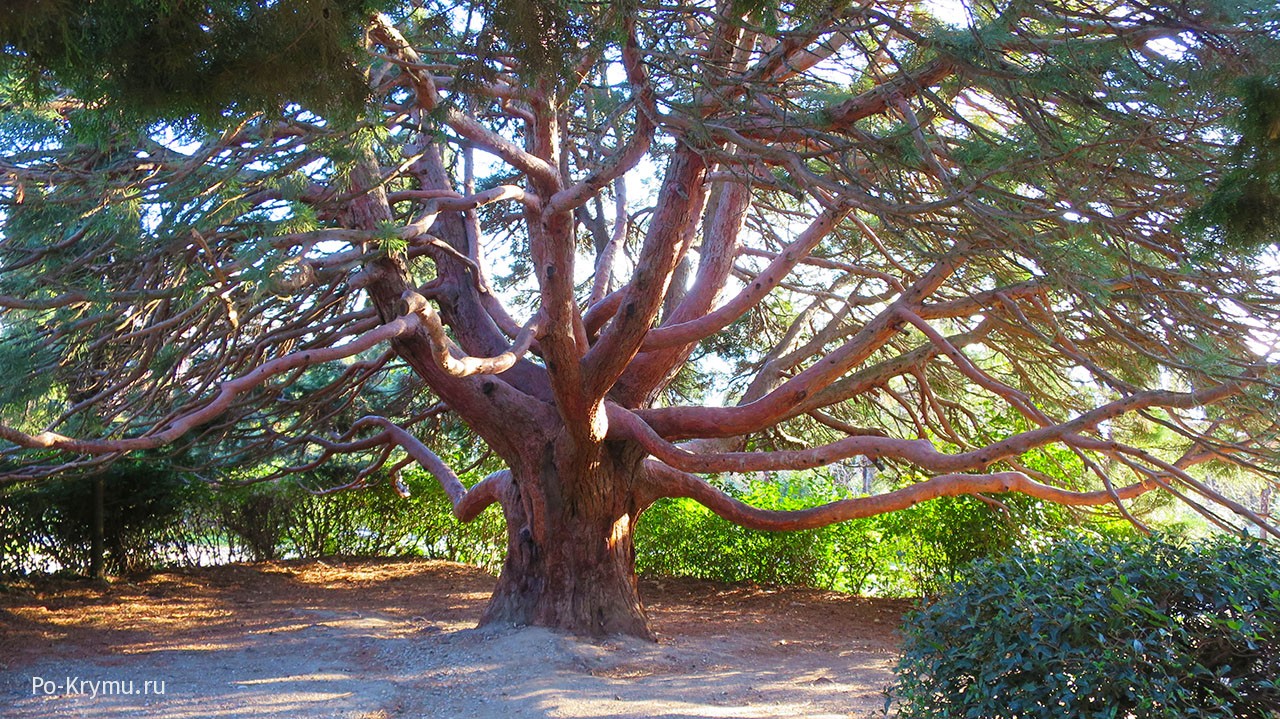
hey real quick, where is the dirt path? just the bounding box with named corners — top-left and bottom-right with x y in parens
top-left (0, 559), bottom-right (908, 718)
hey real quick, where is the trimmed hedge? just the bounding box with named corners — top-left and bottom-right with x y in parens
top-left (0, 467), bottom-right (507, 576)
top-left (0, 461), bottom-right (200, 575)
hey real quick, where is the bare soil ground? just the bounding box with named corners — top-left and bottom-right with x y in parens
top-left (0, 559), bottom-right (909, 718)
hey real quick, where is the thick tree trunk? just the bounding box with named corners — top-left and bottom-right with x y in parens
top-left (480, 444), bottom-right (653, 638)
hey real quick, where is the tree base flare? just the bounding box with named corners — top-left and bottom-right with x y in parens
top-left (480, 488), bottom-right (654, 639)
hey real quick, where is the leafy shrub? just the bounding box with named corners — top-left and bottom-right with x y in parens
top-left (215, 482), bottom-right (304, 561)
top-left (0, 460), bottom-right (199, 575)
top-left (283, 468), bottom-right (506, 567)
top-left (635, 473), bottom-right (1056, 595)
top-left (216, 468), bottom-right (507, 569)
top-left (889, 534), bottom-right (1280, 719)
top-left (636, 476), bottom-right (879, 591)
top-left (1, 462), bottom-right (507, 576)
top-left (870, 491), bottom-right (1067, 597)
top-left (398, 473), bottom-right (506, 570)
top-left (282, 479), bottom-right (420, 558)
top-left (0, 489), bottom-right (30, 575)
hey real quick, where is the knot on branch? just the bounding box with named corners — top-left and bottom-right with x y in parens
top-left (400, 289), bottom-right (430, 316)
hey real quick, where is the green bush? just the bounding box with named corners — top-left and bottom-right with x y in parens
top-left (215, 482), bottom-right (304, 561)
top-left (0, 460), bottom-right (199, 575)
top-left (397, 473), bottom-right (506, 570)
top-left (870, 492), bottom-right (1067, 597)
top-left (284, 468), bottom-right (506, 568)
top-left (889, 534), bottom-right (1280, 719)
top-left (0, 462), bottom-right (508, 576)
top-left (216, 468), bottom-right (507, 569)
top-left (636, 476), bottom-right (880, 592)
top-left (635, 474), bottom-right (1057, 595)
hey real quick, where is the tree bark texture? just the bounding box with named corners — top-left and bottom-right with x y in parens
top-left (480, 440), bottom-right (652, 638)
top-left (4, 2), bottom-right (1279, 640)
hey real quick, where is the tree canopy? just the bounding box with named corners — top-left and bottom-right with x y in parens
top-left (0, 0), bottom-right (388, 120)
top-left (2, 0), bottom-right (1279, 636)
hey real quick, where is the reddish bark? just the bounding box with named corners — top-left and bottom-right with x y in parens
top-left (2, 3), bottom-right (1278, 639)
top-left (481, 445), bottom-right (652, 637)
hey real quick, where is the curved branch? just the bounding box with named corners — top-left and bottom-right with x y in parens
top-left (589, 177), bottom-right (628, 305)
top-left (609, 380), bottom-right (1240, 474)
top-left (0, 313), bottom-right (426, 455)
top-left (584, 288), bottom-right (625, 337)
top-left (545, 16), bottom-right (655, 216)
top-left (641, 205), bottom-right (850, 351)
top-left (370, 15), bottom-right (558, 186)
top-left (401, 290), bottom-right (540, 377)
top-left (896, 307), bottom-right (1051, 426)
top-left (399, 185), bottom-right (539, 240)
top-left (642, 459), bottom-right (1155, 532)
top-left (351, 415), bottom-right (510, 521)
top-left (635, 254), bottom-right (963, 439)
top-left (581, 146), bottom-right (708, 401)
top-left (454, 469), bottom-right (511, 522)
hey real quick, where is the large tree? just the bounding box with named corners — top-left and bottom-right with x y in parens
top-left (2, 0), bottom-right (1279, 637)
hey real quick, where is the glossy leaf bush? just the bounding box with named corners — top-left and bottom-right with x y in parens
top-left (889, 535), bottom-right (1280, 718)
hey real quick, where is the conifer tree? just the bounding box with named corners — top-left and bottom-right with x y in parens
top-left (2, 0), bottom-right (1279, 636)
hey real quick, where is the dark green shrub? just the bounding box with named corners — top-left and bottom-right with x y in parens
top-left (283, 480), bottom-right (417, 558)
top-left (0, 490), bottom-right (29, 575)
top-left (889, 534), bottom-right (1280, 718)
top-left (216, 482), bottom-right (304, 561)
top-left (1, 460), bottom-right (508, 575)
top-left (0, 460), bottom-right (199, 575)
top-left (281, 468), bottom-right (505, 565)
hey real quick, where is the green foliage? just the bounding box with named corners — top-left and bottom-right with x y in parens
top-left (889, 534), bottom-right (1280, 718)
top-left (374, 220), bottom-right (410, 256)
top-left (394, 472), bottom-right (507, 569)
top-left (873, 491), bottom-right (1068, 596)
top-left (0, 459), bottom-right (200, 575)
top-left (0, 335), bottom-right (59, 426)
top-left (0, 0), bottom-right (394, 123)
top-left (0, 462), bottom-right (506, 576)
top-left (211, 468), bottom-right (507, 568)
top-left (1185, 75), bottom-right (1280, 254)
top-left (213, 483), bottom-right (300, 561)
top-left (3, 462), bottom-right (1067, 595)
top-left (731, 0), bottom-right (831, 34)
top-left (481, 0), bottom-right (582, 80)
top-left (637, 483), bottom-right (878, 591)
top-left (636, 473), bottom-right (1064, 596)
top-left (0, 103), bottom-right (63, 151)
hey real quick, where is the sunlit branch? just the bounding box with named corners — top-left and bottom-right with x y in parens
top-left (369, 14), bottom-right (558, 186)
top-left (0, 312), bottom-right (426, 455)
top-left (641, 460), bottom-right (1156, 532)
top-left (610, 380), bottom-right (1241, 475)
top-left (400, 290), bottom-right (541, 378)
top-left (545, 15), bottom-right (655, 216)
top-left (581, 146), bottom-right (708, 404)
top-left (641, 205), bottom-right (851, 351)
top-left (348, 414), bottom-right (508, 521)
top-left (589, 177), bottom-right (628, 305)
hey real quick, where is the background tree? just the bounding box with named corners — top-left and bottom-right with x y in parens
top-left (2, 0), bottom-right (1279, 637)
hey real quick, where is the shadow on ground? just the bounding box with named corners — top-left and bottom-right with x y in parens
top-left (0, 559), bottom-right (907, 718)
